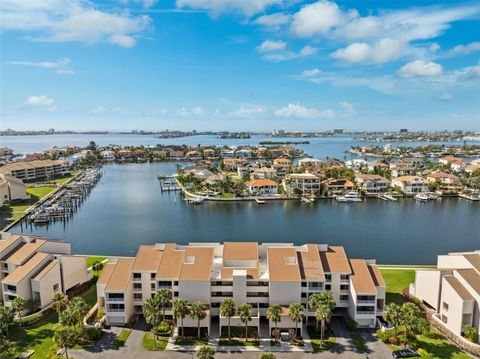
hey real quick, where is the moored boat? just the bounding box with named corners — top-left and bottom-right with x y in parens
top-left (336, 191), bottom-right (363, 202)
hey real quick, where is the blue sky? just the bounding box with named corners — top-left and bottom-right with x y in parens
top-left (1, 0), bottom-right (479, 131)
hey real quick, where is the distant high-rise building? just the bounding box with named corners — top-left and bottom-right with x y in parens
top-left (334, 129), bottom-right (345, 134)
top-left (48, 128), bottom-right (55, 134)
top-left (400, 129), bottom-right (408, 133)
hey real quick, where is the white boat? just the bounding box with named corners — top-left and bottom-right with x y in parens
top-left (336, 191), bottom-right (363, 202)
top-left (301, 197), bottom-right (313, 204)
top-left (187, 197), bottom-right (205, 204)
top-left (255, 198), bottom-right (266, 204)
top-left (459, 193), bottom-right (480, 201)
top-left (414, 193), bottom-right (430, 202)
top-left (383, 194), bottom-right (398, 201)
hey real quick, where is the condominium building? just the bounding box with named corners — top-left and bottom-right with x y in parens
top-left (96, 242), bottom-right (385, 335)
top-left (0, 233), bottom-right (91, 308)
top-left (0, 160), bottom-right (71, 181)
top-left (0, 174), bottom-right (30, 203)
top-left (410, 250), bottom-right (480, 343)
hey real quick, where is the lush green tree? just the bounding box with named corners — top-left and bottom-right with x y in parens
top-left (54, 327), bottom-right (78, 359)
top-left (267, 304), bottom-right (282, 343)
top-left (68, 297), bottom-right (89, 327)
top-left (0, 305), bottom-right (14, 337)
top-left (238, 303), bottom-right (252, 342)
top-left (52, 292), bottom-right (68, 320)
top-left (197, 345), bottom-right (216, 359)
top-left (157, 288), bottom-right (172, 322)
top-left (464, 325), bottom-right (479, 343)
top-left (190, 301), bottom-right (207, 340)
top-left (308, 291), bottom-right (335, 334)
top-left (400, 303), bottom-right (421, 346)
top-left (173, 298), bottom-right (189, 339)
top-left (384, 303), bottom-right (402, 342)
top-left (220, 299), bottom-right (236, 340)
top-left (59, 309), bottom-right (77, 327)
top-left (143, 297), bottom-right (162, 345)
top-left (288, 303), bottom-right (304, 340)
top-left (11, 296), bottom-right (28, 325)
top-left (315, 304), bottom-right (330, 345)
top-left (0, 338), bottom-right (15, 359)
top-left (92, 261), bottom-right (104, 277)
top-left (259, 353), bottom-right (276, 359)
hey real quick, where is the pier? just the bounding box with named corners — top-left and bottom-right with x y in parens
top-left (158, 174), bottom-right (181, 191)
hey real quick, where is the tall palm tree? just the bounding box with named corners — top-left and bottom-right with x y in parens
top-left (190, 301), bottom-right (207, 340)
top-left (156, 288), bottom-right (172, 322)
top-left (266, 304), bottom-right (282, 343)
top-left (238, 303), bottom-right (252, 342)
top-left (308, 293), bottom-right (321, 332)
top-left (11, 296), bottom-right (28, 325)
top-left (68, 297), bottom-right (89, 327)
top-left (54, 327), bottom-right (77, 359)
top-left (315, 304), bottom-right (330, 345)
top-left (220, 299), bottom-right (236, 340)
top-left (143, 297), bottom-right (163, 345)
top-left (384, 303), bottom-right (402, 343)
top-left (52, 292), bottom-right (68, 321)
top-left (401, 302), bottom-right (421, 347)
top-left (173, 298), bottom-right (189, 339)
top-left (288, 303), bottom-right (304, 341)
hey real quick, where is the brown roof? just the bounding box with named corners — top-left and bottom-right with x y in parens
top-left (245, 179), bottom-right (277, 187)
top-left (427, 172), bottom-right (459, 180)
top-left (320, 246), bottom-right (351, 273)
top-left (132, 245), bottom-right (163, 272)
top-left (105, 258), bottom-right (134, 291)
top-left (156, 244), bottom-right (185, 280)
top-left (223, 242), bottom-right (258, 261)
top-left (298, 244), bottom-right (324, 281)
top-left (3, 239), bottom-right (46, 265)
top-left (3, 252), bottom-right (50, 285)
top-left (463, 254), bottom-right (480, 273)
top-left (179, 246), bottom-right (214, 281)
top-left (286, 173), bottom-right (319, 180)
top-left (444, 276), bottom-right (474, 301)
top-left (349, 259), bottom-right (377, 295)
top-left (32, 259), bottom-right (59, 281)
top-left (368, 264), bottom-right (385, 287)
top-left (221, 267), bottom-right (259, 280)
top-left (97, 263), bottom-right (116, 285)
top-left (0, 234), bottom-right (23, 255)
top-left (456, 269), bottom-right (480, 295)
top-left (268, 247), bottom-right (301, 282)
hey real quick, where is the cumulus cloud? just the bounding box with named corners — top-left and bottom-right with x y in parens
top-left (299, 45), bottom-right (317, 56)
top-left (176, 0), bottom-right (283, 17)
top-left (18, 95), bottom-right (56, 110)
top-left (257, 39), bottom-right (287, 52)
top-left (1, 0), bottom-right (151, 47)
top-left (454, 62), bottom-right (480, 82)
top-left (331, 38), bottom-right (406, 64)
top-left (429, 42), bottom-right (441, 52)
top-left (8, 58), bottom-right (74, 75)
top-left (444, 42), bottom-right (480, 57)
top-left (275, 103), bottom-right (335, 119)
top-left (398, 60), bottom-right (443, 77)
top-left (438, 92), bottom-right (454, 101)
top-left (254, 13), bottom-right (291, 31)
top-left (229, 106), bottom-right (266, 118)
top-left (258, 41), bottom-right (316, 62)
top-left (177, 106), bottom-right (205, 117)
top-left (301, 68), bottom-right (322, 77)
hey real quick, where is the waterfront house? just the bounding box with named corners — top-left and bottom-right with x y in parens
top-left (391, 176), bottom-right (428, 194)
top-left (245, 179), bottom-right (278, 196)
top-left (203, 148), bottom-right (216, 159)
top-left (117, 149), bottom-right (132, 160)
top-left (221, 149), bottom-right (236, 158)
top-left (252, 167), bottom-right (276, 180)
top-left (426, 172), bottom-right (462, 192)
top-left (0, 233), bottom-right (91, 309)
top-left (321, 178), bottom-right (355, 195)
top-left (389, 162), bottom-right (416, 178)
top-left (100, 150), bottom-right (115, 161)
top-left (466, 164), bottom-right (480, 174)
top-left (354, 174), bottom-right (391, 194)
top-left (367, 161), bottom-right (389, 172)
top-left (272, 158), bottom-right (292, 178)
top-left (169, 150), bottom-right (185, 159)
top-left (439, 156), bottom-right (461, 166)
top-left (205, 174), bottom-right (227, 186)
top-left (222, 158), bottom-right (247, 171)
top-left (185, 150), bottom-right (202, 160)
top-left (236, 149), bottom-right (252, 158)
top-left (0, 174), bottom-right (30, 203)
top-left (410, 250), bottom-right (480, 344)
top-left (346, 159), bottom-right (368, 172)
top-left (298, 158), bottom-right (322, 168)
top-left (255, 147), bottom-right (268, 158)
top-left (270, 148), bottom-right (284, 159)
top-left (284, 173), bottom-right (321, 196)
top-left (96, 242), bottom-right (385, 330)
top-left (451, 159), bottom-right (467, 173)
top-left (0, 160), bottom-right (71, 181)
top-left (182, 166), bottom-right (214, 180)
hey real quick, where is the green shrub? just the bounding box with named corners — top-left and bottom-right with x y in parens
top-left (418, 348), bottom-right (433, 358)
top-left (156, 321), bottom-right (172, 335)
top-left (16, 308), bottom-right (53, 327)
top-left (113, 328), bottom-right (132, 349)
top-left (346, 320), bottom-right (358, 332)
top-left (376, 329), bottom-right (395, 343)
top-left (463, 325), bottom-right (479, 343)
top-left (96, 309), bottom-right (105, 319)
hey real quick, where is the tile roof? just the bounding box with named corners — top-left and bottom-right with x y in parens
top-left (105, 258), bottom-right (134, 291)
top-left (97, 263), bottom-right (116, 285)
top-left (3, 252), bottom-right (50, 285)
top-left (223, 242), bottom-right (258, 261)
top-left (0, 234), bottom-right (23, 255)
top-left (463, 254), bottom-right (480, 273)
top-left (179, 246), bottom-right (214, 281)
top-left (444, 275), bottom-right (474, 301)
top-left (245, 179), bottom-right (277, 187)
top-left (156, 244), bottom-right (185, 280)
top-left (456, 269), bottom-right (480, 295)
top-left (267, 247), bottom-right (301, 282)
top-left (349, 259), bottom-right (377, 295)
top-left (368, 264), bottom-right (385, 287)
top-left (320, 246), bottom-right (351, 273)
top-left (297, 244), bottom-right (324, 281)
top-left (3, 239), bottom-right (46, 265)
top-left (32, 259), bottom-right (59, 281)
top-left (132, 245), bottom-right (163, 272)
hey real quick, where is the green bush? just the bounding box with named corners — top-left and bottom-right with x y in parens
top-left (376, 329), bottom-right (395, 343)
top-left (96, 309), bottom-right (105, 319)
top-left (16, 308), bottom-right (53, 327)
top-left (418, 348), bottom-right (433, 359)
top-left (463, 325), bottom-right (479, 343)
top-left (346, 320), bottom-right (358, 332)
top-left (113, 328), bottom-right (132, 349)
top-left (156, 321), bottom-right (172, 335)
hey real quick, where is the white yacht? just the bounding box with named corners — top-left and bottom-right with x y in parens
top-left (336, 191), bottom-right (363, 202)
top-left (414, 193), bottom-right (430, 202)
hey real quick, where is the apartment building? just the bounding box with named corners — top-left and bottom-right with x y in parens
top-left (0, 160), bottom-right (71, 181)
top-left (0, 174), bottom-right (30, 203)
top-left (0, 233), bottom-right (91, 308)
top-left (96, 242), bottom-right (385, 334)
top-left (284, 173), bottom-right (321, 196)
top-left (410, 250), bottom-right (480, 343)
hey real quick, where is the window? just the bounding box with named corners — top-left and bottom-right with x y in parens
top-left (53, 283), bottom-right (59, 292)
top-left (133, 283), bottom-right (142, 290)
top-left (340, 285), bottom-right (349, 290)
top-left (151, 283), bottom-right (156, 291)
top-left (211, 303), bottom-right (220, 308)
top-left (157, 281), bottom-right (172, 287)
top-left (340, 274), bottom-right (350, 281)
top-left (134, 293), bottom-right (142, 300)
top-left (442, 302), bottom-right (449, 311)
top-left (325, 274), bottom-right (332, 282)
top-left (151, 273), bottom-right (156, 280)
top-left (133, 273), bottom-right (141, 279)
top-left (325, 284), bottom-right (331, 291)
top-left (340, 295), bottom-right (349, 302)
top-left (301, 293), bottom-right (307, 298)
top-left (301, 282), bottom-right (307, 287)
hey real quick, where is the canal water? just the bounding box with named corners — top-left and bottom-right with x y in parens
top-left (10, 162), bottom-right (480, 265)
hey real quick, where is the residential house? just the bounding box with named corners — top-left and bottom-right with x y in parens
top-left (391, 176), bottom-right (428, 194)
top-left (345, 159), bottom-right (368, 172)
top-left (284, 173), bottom-right (320, 195)
top-left (298, 158), bottom-right (322, 168)
top-left (367, 161), bottom-right (389, 172)
top-left (222, 158), bottom-right (247, 172)
top-left (321, 178), bottom-right (355, 195)
top-left (355, 174), bottom-right (390, 194)
top-left (245, 179), bottom-right (278, 196)
top-left (185, 151), bottom-right (202, 160)
top-left (272, 158), bottom-right (292, 178)
top-left (169, 150), bottom-right (185, 160)
top-left (203, 149), bottom-right (216, 159)
top-left (390, 162), bottom-right (416, 178)
top-left (101, 150), bottom-right (115, 161)
top-left (236, 149), bottom-right (252, 159)
top-left (426, 172), bottom-right (463, 192)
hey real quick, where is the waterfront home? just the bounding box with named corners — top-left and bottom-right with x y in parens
top-left (451, 159), bottom-right (467, 173)
top-left (169, 150), bottom-right (185, 159)
top-left (203, 148), bottom-right (216, 159)
top-left (367, 161), bottom-right (389, 172)
top-left (255, 147), bottom-right (268, 158)
top-left (185, 150), bottom-right (202, 160)
top-left (390, 162), bottom-right (416, 178)
top-left (410, 250), bottom-right (480, 344)
top-left (439, 156), bottom-right (461, 166)
top-left (0, 160), bottom-right (71, 181)
top-left (222, 158), bottom-right (247, 171)
top-left (245, 179), bottom-right (278, 196)
top-left (117, 149), bottom-right (133, 160)
top-left (273, 158), bottom-right (292, 178)
top-left (0, 233), bottom-right (91, 309)
top-left (0, 174), bottom-right (30, 203)
top-left (298, 158), bottom-right (322, 168)
top-left (466, 164), bottom-right (480, 174)
top-left (321, 178), bottom-right (355, 195)
top-left (426, 172), bottom-right (463, 192)
top-left (182, 166), bottom-right (214, 180)
top-left (284, 173), bottom-right (320, 196)
top-left (391, 176), bottom-right (429, 194)
top-left (237, 163), bottom-right (258, 178)
top-left (401, 157), bottom-right (425, 166)
top-left (205, 174), bottom-right (227, 186)
top-left (96, 242), bottom-right (385, 330)
top-left (270, 148), bottom-right (284, 158)
top-left (100, 150), bottom-right (115, 161)
top-left (221, 149), bottom-right (236, 158)
top-left (354, 174), bottom-right (391, 194)
top-left (251, 166), bottom-right (276, 180)
top-left (236, 149), bottom-right (252, 158)
top-left (346, 159), bottom-right (368, 172)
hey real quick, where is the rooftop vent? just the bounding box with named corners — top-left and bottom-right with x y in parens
top-left (184, 255), bottom-right (196, 264)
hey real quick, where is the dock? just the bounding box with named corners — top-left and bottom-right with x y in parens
top-left (158, 175), bottom-right (181, 192)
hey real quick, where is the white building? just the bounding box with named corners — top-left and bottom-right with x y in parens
top-left (0, 160), bottom-right (71, 181)
top-left (284, 173), bottom-right (321, 195)
top-left (298, 158), bottom-right (322, 168)
top-left (0, 174), bottom-right (30, 203)
top-left (355, 174), bottom-right (390, 194)
top-left (391, 176), bottom-right (428, 194)
top-left (101, 150), bottom-right (115, 161)
top-left (245, 179), bottom-right (278, 196)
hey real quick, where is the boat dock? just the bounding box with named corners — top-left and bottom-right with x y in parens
top-left (158, 175), bottom-right (181, 191)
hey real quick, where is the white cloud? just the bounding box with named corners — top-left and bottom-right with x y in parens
top-left (229, 106), bottom-right (266, 118)
top-left (176, 0), bottom-right (282, 17)
top-left (177, 106), bottom-right (205, 117)
top-left (299, 45), bottom-right (317, 56)
top-left (8, 58), bottom-right (74, 75)
top-left (331, 38), bottom-right (406, 64)
top-left (301, 68), bottom-right (321, 77)
top-left (454, 62), bottom-right (480, 82)
top-left (439, 92), bottom-right (453, 101)
top-left (1, 0), bottom-right (151, 47)
top-left (257, 39), bottom-right (287, 52)
top-left (399, 60), bottom-right (443, 77)
top-left (334, 16), bottom-right (380, 40)
top-left (19, 95), bottom-right (56, 110)
top-left (444, 42), bottom-right (480, 57)
top-left (191, 106), bottom-right (205, 115)
top-left (429, 42), bottom-right (441, 52)
top-left (275, 103), bottom-right (335, 119)
top-left (92, 105), bottom-right (106, 114)
top-left (254, 13), bottom-right (291, 30)
top-left (339, 100), bottom-right (354, 114)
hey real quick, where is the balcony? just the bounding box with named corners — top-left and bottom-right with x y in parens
top-left (357, 300), bottom-right (376, 304)
top-left (246, 286), bottom-right (268, 292)
top-left (106, 297), bottom-right (125, 302)
top-left (356, 311), bottom-right (376, 316)
top-left (211, 285), bottom-right (233, 291)
top-left (133, 277), bottom-right (142, 282)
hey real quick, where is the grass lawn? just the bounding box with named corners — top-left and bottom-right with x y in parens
top-left (380, 269), bottom-right (415, 304)
top-left (87, 256), bottom-right (107, 268)
top-left (81, 286), bottom-right (98, 308)
top-left (175, 337), bottom-right (209, 346)
top-left (308, 327), bottom-right (336, 353)
top-left (142, 332), bottom-right (169, 351)
top-left (218, 338), bottom-right (260, 346)
top-left (26, 186), bottom-right (57, 198)
top-left (216, 193), bottom-right (235, 198)
top-left (113, 328), bottom-right (132, 349)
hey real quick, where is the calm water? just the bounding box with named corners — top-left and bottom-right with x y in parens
top-left (2, 134), bottom-right (479, 160)
top-left (11, 163), bottom-right (480, 264)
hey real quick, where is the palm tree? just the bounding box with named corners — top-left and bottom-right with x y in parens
top-left (308, 293), bottom-right (321, 332)
top-left (384, 303), bottom-right (402, 343)
top-left (197, 345), bottom-right (216, 359)
top-left (401, 303), bottom-right (421, 347)
top-left (0, 305), bottom-right (14, 337)
top-left (68, 297), bottom-right (89, 327)
top-left (266, 304), bottom-right (282, 343)
top-left (143, 297), bottom-right (163, 345)
top-left (157, 288), bottom-right (172, 322)
top-left (315, 304), bottom-right (331, 345)
top-left (288, 303), bottom-right (304, 341)
top-left (52, 292), bottom-right (68, 321)
top-left (173, 298), bottom-right (189, 339)
top-left (190, 301), bottom-right (207, 340)
top-left (11, 296), bottom-right (28, 325)
top-left (220, 299), bottom-right (236, 340)
top-left (238, 303), bottom-right (252, 342)
top-left (54, 327), bottom-right (77, 359)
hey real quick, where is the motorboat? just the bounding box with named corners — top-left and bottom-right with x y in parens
top-left (336, 191), bottom-right (363, 202)
top-left (414, 193), bottom-right (430, 202)
top-left (255, 198), bottom-right (266, 204)
top-left (301, 197), bottom-right (313, 204)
